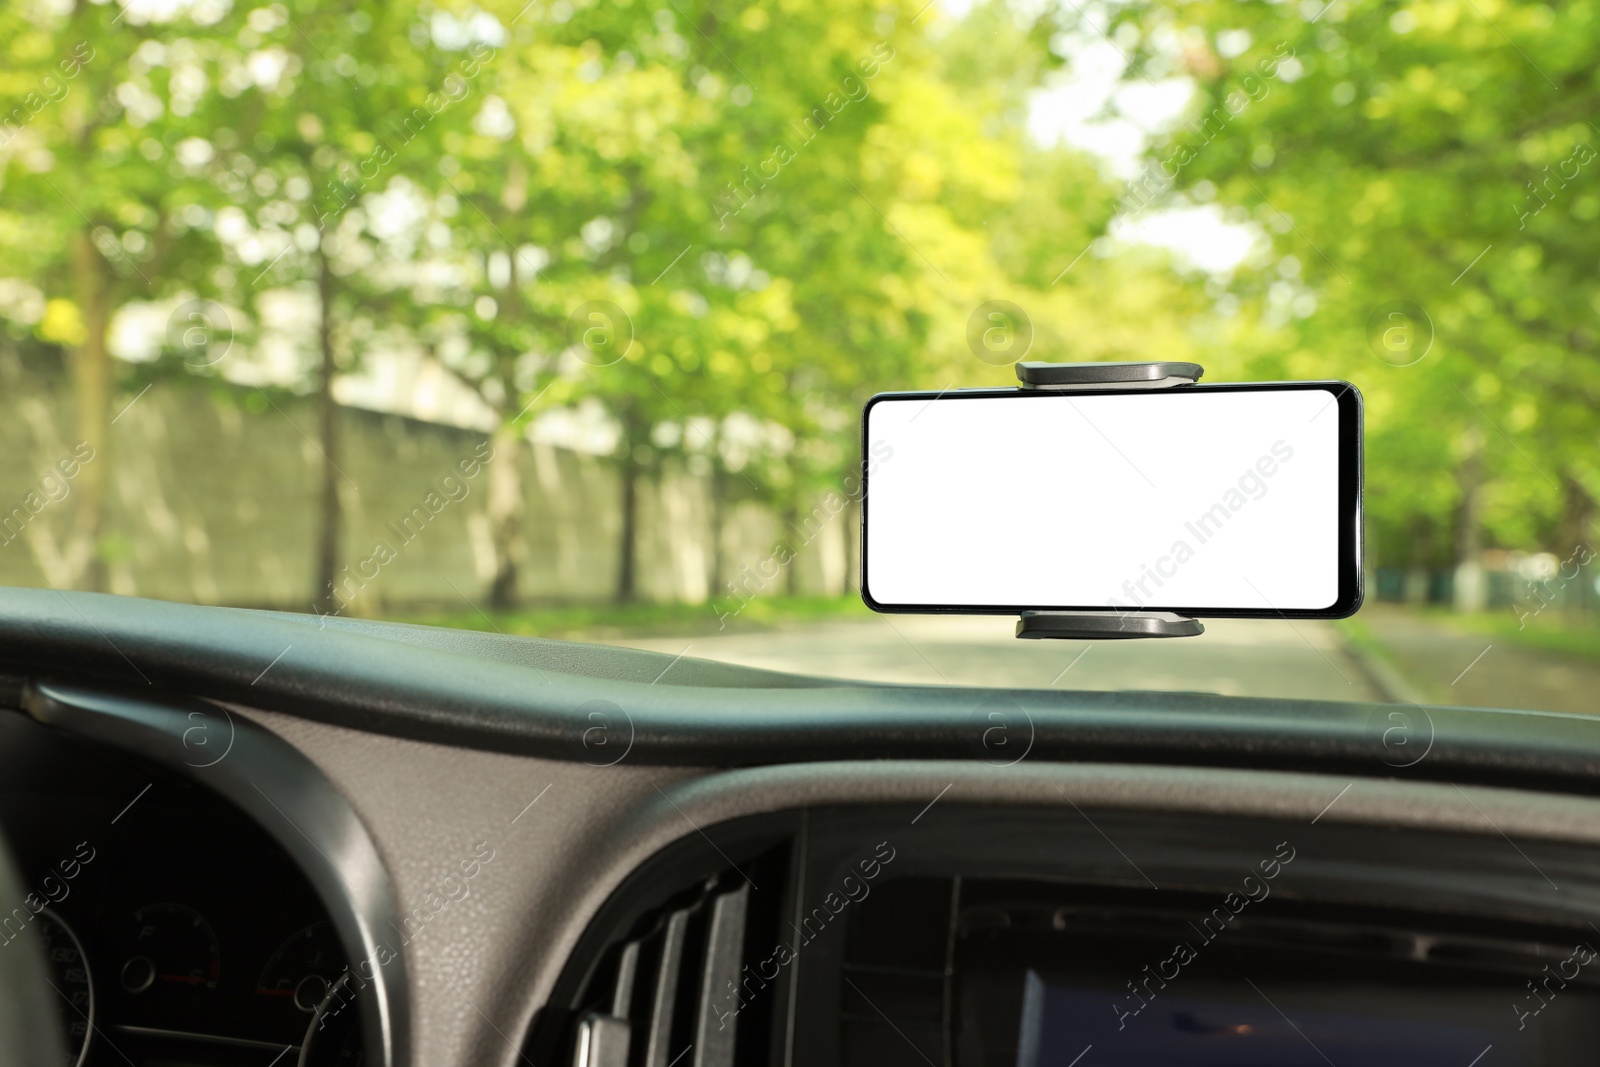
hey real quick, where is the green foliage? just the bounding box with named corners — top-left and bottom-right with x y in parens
top-left (4, 0), bottom-right (1589, 601)
top-left (1118, 0), bottom-right (1600, 565)
top-left (0, 0), bottom-right (1166, 505)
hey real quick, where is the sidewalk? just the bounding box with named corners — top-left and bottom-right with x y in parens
top-left (1356, 604), bottom-right (1600, 714)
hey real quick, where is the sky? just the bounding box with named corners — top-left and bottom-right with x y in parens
top-left (1019, 16), bottom-right (1264, 274)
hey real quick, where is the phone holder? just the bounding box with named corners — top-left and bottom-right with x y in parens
top-left (1016, 360), bottom-right (1203, 392)
top-left (1011, 360), bottom-right (1207, 641)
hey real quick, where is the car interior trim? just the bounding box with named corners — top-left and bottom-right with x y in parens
top-left (6, 591), bottom-right (1600, 793)
top-left (224, 704), bottom-right (1600, 1067)
top-left (16, 681), bottom-right (412, 1067)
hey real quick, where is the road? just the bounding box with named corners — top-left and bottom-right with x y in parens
top-left (622, 614), bottom-right (1383, 702)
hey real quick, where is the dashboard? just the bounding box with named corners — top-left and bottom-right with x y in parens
top-left (530, 802), bottom-right (1600, 1067)
top-left (0, 704), bottom-right (363, 1067)
top-left (5, 590), bottom-right (1600, 1067)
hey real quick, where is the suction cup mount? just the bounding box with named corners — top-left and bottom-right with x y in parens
top-left (1009, 360), bottom-right (1206, 640)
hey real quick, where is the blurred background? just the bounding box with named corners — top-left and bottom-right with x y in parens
top-left (2, 0), bottom-right (1596, 710)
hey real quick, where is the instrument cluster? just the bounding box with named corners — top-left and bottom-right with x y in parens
top-left (0, 711), bottom-right (364, 1067)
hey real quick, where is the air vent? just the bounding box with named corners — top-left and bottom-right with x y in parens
top-left (557, 837), bottom-right (792, 1067)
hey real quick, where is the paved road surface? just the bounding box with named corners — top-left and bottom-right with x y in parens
top-left (615, 606), bottom-right (1600, 712)
top-left (622, 614), bottom-right (1382, 702)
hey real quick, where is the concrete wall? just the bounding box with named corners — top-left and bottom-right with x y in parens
top-left (0, 360), bottom-right (855, 612)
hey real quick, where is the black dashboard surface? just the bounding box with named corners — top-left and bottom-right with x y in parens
top-left (1, 589), bottom-right (1600, 794)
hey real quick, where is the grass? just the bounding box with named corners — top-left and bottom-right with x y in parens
top-left (1420, 607), bottom-right (1600, 665)
top-left (392, 593), bottom-right (873, 640)
top-left (1333, 613), bottom-right (1437, 702)
top-left (1333, 614), bottom-right (1381, 656)
top-left (1333, 614), bottom-right (1396, 667)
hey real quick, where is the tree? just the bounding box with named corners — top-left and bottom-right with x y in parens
top-left (1113, 0), bottom-right (1600, 577)
top-left (0, 1), bottom-right (228, 589)
top-left (190, 0), bottom-right (454, 611)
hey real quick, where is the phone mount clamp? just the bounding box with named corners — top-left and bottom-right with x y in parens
top-left (1012, 360), bottom-right (1207, 641)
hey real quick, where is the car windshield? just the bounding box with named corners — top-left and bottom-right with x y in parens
top-left (2, 0), bottom-right (1594, 714)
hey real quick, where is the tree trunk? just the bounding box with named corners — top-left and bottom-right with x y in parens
top-left (782, 497), bottom-right (800, 597)
top-left (314, 247), bottom-right (342, 612)
top-left (70, 227), bottom-right (112, 592)
top-left (1452, 428), bottom-right (1485, 612)
top-left (842, 494), bottom-right (859, 595)
top-left (487, 419), bottom-right (524, 610)
top-left (484, 233), bottom-right (529, 611)
top-left (1558, 473), bottom-right (1594, 618)
top-left (616, 444), bottom-right (639, 603)
top-left (709, 454), bottom-right (727, 600)
top-left (1403, 516), bottom-right (1431, 605)
top-left (843, 444), bottom-right (862, 596)
top-left (1559, 473), bottom-right (1593, 556)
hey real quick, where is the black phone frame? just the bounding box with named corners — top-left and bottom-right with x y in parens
top-left (858, 377), bottom-right (1363, 624)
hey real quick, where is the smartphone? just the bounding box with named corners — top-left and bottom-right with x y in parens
top-left (860, 381), bottom-right (1363, 617)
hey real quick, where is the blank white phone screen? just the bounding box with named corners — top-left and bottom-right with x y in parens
top-left (863, 388), bottom-right (1345, 611)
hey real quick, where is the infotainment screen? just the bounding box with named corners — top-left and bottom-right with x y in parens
top-left (938, 892), bottom-right (1600, 1067)
top-left (1015, 971), bottom-right (1520, 1067)
top-left (833, 878), bottom-right (1600, 1067)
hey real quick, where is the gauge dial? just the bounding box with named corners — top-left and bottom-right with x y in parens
top-left (258, 922), bottom-right (347, 1013)
top-left (36, 908), bottom-right (93, 1067)
top-left (125, 903), bottom-right (220, 993)
top-left (299, 971), bottom-right (365, 1067)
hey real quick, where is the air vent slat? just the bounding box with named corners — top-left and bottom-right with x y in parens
top-left (644, 907), bottom-right (693, 1067)
top-left (693, 886), bottom-right (750, 1067)
top-left (546, 832), bottom-right (792, 1067)
top-left (575, 1014), bottom-right (630, 1067)
top-left (612, 940), bottom-right (641, 1019)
